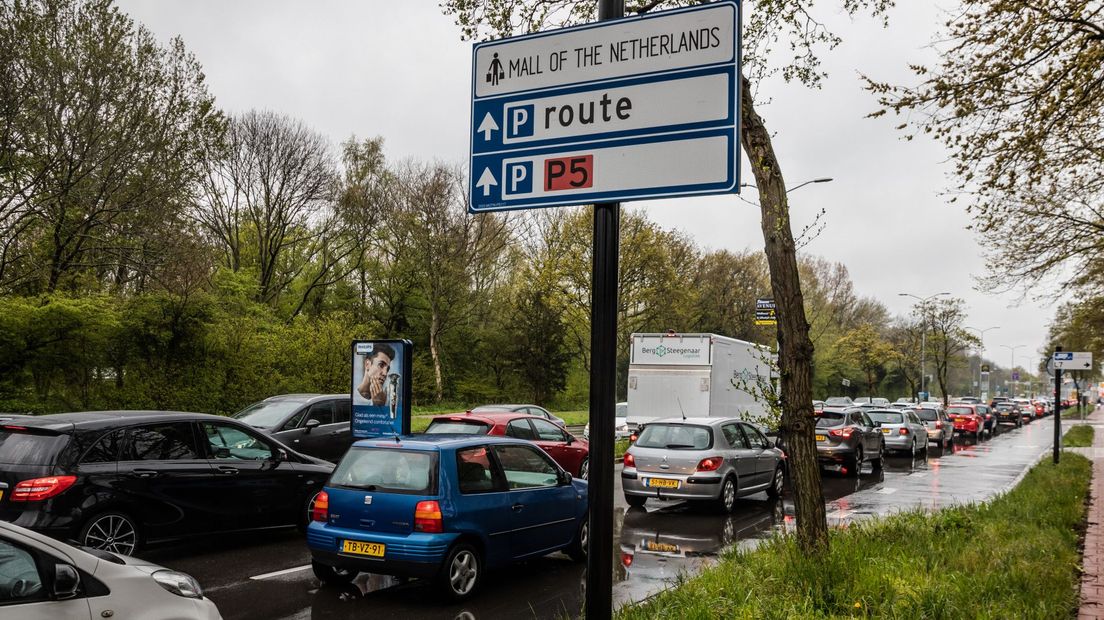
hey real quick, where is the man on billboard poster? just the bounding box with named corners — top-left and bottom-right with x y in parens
top-left (351, 340), bottom-right (411, 438)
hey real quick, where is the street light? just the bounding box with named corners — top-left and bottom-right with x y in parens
top-left (966, 326), bottom-right (1000, 398)
top-left (899, 292), bottom-right (951, 400)
top-left (1001, 344), bottom-right (1025, 397)
top-left (739, 177), bottom-right (834, 193)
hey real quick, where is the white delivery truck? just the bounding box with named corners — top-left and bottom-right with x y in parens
top-left (625, 332), bottom-right (772, 430)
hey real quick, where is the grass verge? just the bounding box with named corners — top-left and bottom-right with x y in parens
top-left (618, 454), bottom-right (1092, 620)
top-left (1064, 424), bottom-right (1094, 448)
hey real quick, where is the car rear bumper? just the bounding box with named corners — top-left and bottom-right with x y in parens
top-left (306, 523), bottom-right (457, 578)
top-left (816, 445), bottom-right (856, 463)
top-left (882, 435), bottom-right (913, 449)
top-left (621, 470), bottom-right (721, 501)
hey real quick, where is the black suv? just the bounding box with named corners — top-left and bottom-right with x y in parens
top-left (232, 394), bottom-right (352, 463)
top-left (0, 411), bottom-right (333, 555)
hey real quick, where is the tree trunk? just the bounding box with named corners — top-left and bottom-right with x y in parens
top-left (429, 307), bottom-right (444, 402)
top-left (740, 74), bottom-right (828, 553)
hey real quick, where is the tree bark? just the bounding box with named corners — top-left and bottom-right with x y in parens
top-left (740, 75), bottom-right (829, 553)
top-left (429, 307), bottom-right (444, 402)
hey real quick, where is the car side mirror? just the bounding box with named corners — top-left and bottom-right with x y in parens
top-left (275, 448), bottom-right (288, 462)
top-left (565, 434), bottom-right (574, 445)
top-left (54, 564), bottom-right (80, 600)
top-left (560, 471), bottom-right (573, 485)
top-left (304, 419), bottom-right (321, 433)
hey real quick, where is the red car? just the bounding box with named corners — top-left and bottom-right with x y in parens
top-left (422, 412), bottom-right (590, 479)
top-left (946, 404), bottom-right (985, 441)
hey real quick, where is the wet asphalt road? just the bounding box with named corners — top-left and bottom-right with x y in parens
top-left (141, 418), bottom-right (1057, 620)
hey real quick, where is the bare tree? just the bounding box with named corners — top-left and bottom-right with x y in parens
top-left (192, 110), bottom-right (336, 304)
top-left (393, 162), bottom-right (513, 401)
top-left (917, 298), bottom-right (980, 405)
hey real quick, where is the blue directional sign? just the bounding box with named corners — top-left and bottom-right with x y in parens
top-left (469, 1), bottom-right (741, 213)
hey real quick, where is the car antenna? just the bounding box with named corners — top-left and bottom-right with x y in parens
top-left (677, 395), bottom-right (686, 420)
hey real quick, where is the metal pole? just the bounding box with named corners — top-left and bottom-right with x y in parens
top-left (586, 3), bottom-right (623, 618)
top-left (920, 329), bottom-right (926, 400)
top-left (1054, 347), bottom-right (1062, 465)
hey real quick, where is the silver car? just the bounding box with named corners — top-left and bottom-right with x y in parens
top-left (867, 409), bottom-right (929, 456)
top-left (622, 418), bottom-right (785, 512)
top-left (0, 521), bottom-right (221, 619)
top-left (913, 406), bottom-right (954, 450)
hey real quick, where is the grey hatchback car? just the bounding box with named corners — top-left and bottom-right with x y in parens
top-left (621, 418), bottom-right (785, 512)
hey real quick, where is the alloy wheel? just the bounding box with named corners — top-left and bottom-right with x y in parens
top-left (449, 549), bottom-right (478, 596)
top-left (83, 514), bottom-right (137, 555)
top-left (579, 459), bottom-right (589, 480)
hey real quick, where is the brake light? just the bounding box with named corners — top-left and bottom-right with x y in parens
top-left (2, 425), bottom-right (27, 431)
top-left (828, 428), bottom-right (854, 439)
top-left (622, 552), bottom-right (634, 567)
top-left (935, 421), bottom-right (944, 429)
top-left (986, 414), bottom-right (992, 420)
top-left (623, 453), bottom-right (635, 468)
top-left (312, 491), bottom-right (329, 522)
top-left (696, 457), bottom-right (723, 472)
top-left (898, 428), bottom-right (909, 435)
top-left (10, 476), bottom-right (76, 502)
top-left (414, 500), bottom-right (443, 533)
top-left (629, 433), bottom-right (638, 443)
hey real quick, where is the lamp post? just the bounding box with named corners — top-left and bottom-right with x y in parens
top-left (740, 177), bottom-right (834, 193)
top-left (966, 326), bottom-right (999, 398)
top-left (1001, 344), bottom-right (1025, 397)
top-left (900, 292), bottom-right (951, 401)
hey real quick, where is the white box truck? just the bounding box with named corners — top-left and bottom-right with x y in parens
top-left (625, 332), bottom-right (772, 430)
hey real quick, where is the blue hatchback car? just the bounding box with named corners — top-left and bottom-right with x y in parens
top-left (307, 434), bottom-right (589, 600)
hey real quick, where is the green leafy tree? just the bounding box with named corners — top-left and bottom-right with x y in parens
top-left (0, 0), bottom-right (223, 293)
top-left (506, 287), bottom-right (572, 405)
top-left (834, 324), bottom-right (899, 397)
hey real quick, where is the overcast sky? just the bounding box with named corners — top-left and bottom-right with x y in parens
top-left (115, 0), bottom-right (1057, 373)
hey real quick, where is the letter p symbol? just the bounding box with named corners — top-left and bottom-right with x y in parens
top-left (506, 105), bottom-right (534, 139)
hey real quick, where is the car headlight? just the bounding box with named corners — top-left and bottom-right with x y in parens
top-left (152, 570), bottom-right (204, 599)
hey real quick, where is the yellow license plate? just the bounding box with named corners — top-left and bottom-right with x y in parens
top-left (341, 540), bottom-right (385, 557)
top-left (881, 428), bottom-right (891, 434)
top-left (645, 540), bottom-right (680, 553)
top-left (815, 434), bottom-right (826, 441)
top-left (645, 478), bottom-right (679, 489)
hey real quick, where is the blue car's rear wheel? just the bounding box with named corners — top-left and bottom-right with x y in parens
top-left (439, 543), bottom-right (482, 601)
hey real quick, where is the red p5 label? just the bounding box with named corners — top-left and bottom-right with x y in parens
top-left (544, 155), bottom-right (593, 191)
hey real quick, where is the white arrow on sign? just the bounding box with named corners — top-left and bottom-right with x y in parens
top-left (476, 167), bottom-right (497, 197)
top-left (477, 113), bottom-right (499, 141)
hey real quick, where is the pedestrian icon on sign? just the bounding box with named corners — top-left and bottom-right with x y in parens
top-left (486, 53), bottom-right (505, 86)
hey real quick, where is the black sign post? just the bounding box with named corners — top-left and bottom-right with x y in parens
top-left (585, 6), bottom-right (622, 620)
top-left (1054, 347), bottom-right (1062, 465)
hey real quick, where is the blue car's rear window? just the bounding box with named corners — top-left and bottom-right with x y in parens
top-left (331, 448), bottom-right (437, 495)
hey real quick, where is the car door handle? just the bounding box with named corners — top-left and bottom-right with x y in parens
top-left (130, 469), bottom-right (159, 479)
top-left (511, 503), bottom-right (525, 512)
top-left (216, 466), bottom-right (239, 476)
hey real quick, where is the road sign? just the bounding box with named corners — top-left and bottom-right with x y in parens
top-left (1053, 351), bottom-right (1093, 370)
top-left (754, 297), bottom-right (776, 326)
top-left (469, 1), bottom-right (740, 212)
top-left (1011, 370), bottom-right (1020, 381)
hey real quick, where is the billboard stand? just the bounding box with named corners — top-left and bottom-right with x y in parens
top-left (350, 340), bottom-right (413, 439)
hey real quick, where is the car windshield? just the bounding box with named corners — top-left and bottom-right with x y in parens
top-left (232, 400), bottom-right (305, 428)
top-left (815, 412), bottom-right (846, 428)
top-left (825, 397), bottom-right (850, 405)
top-left (868, 412), bottom-right (903, 424)
top-left (0, 430), bottom-right (69, 465)
top-left (424, 420), bottom-right (491, 435)
top-left (634, 424), bottom-right (712, 450)
top-left (471, 406), bottom-right (512, 413)
top-left (915, 409), bottom-right (939, 421)
top-left (947, 406), bottom-right (973, 415)
top-left (330, 448), bottom-right (436, 494)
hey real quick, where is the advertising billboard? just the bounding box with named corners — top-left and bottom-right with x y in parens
top-left (350, 340), bottom-right (413, 439)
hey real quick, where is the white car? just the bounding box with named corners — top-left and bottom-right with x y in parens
top-left (584, 402), bottom-right (630, 440)
top-left (0, 521), bottom-right (221, 619)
